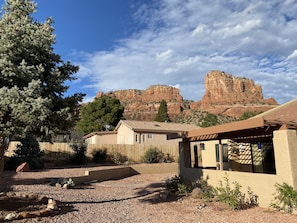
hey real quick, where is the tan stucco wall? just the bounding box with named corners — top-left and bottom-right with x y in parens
top-left (116, 123), bottom-right (182, 146)
top-left (86, 133), bottom-right (117, 145)
top-left (139, 133), bottom-right (181, 146)
top-left (117, 124), bottom-right (134, 144)
top-left (273, 129), bottom-right (297, 188)
top-left (181, 168), bottom-right (279, 207)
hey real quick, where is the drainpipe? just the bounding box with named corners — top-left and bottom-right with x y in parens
top-left (219, 139), bottom-right (223, 171)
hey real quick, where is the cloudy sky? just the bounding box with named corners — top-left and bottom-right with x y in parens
top-left (3, 0), bottom-right (297, 104)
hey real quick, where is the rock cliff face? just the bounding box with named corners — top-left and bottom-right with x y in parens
top-left (98, 85), bottom-right (185, 121)
top-left (95, 71), bottom-right (278, 121)
top-left (197, 70), bottom-right (278, 117)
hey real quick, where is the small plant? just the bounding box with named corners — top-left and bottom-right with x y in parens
top-left (141, 148), bottom-right (164, 163)
top-left (195, 178), bottom-right (216, 200)
top-left (165, 175), bottom-right (191, 196)
top-left (270, 182), bottom-right (297, 214)
top-left (109, 151), bottom-right (128, 165)
top-left (246, 186), bottom-right (258, 207)
top-left (70, 142), bottom-right (87, 165)
top-left (164, 153), bottom-right (175, 163)
top-left (92, 149), bottom-right (107, 163)
top-left (216, 174), bottom-right (245, 210)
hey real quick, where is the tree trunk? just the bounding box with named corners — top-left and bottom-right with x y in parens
top-left (0, 137), bottom-right (8, 189)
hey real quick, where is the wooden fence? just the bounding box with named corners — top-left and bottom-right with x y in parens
top-left (87, 144), bottom-right (179, 163)
top-left (6, 142), bottom-right (179, 163)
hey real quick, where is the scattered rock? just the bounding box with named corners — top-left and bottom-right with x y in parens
top-left (28, 193), bottom-right (39, 200)
top-left (191, 187), bottom-right (203, 199)
top-left (16, 162), bottom-right (30, 172)
top-left (50, 178), bottom-right (75, 189)
top-left (6, 191), bottom-right (16, 197)
top-left (5, 212), bottom-right (18, 221)
top-left (197, 203), bottom-right (207, 209)
top-left (47, 199), bottom-right (58, 210)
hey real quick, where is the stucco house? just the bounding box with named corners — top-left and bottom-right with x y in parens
top-left (84, 120), bottom-right (199, 146)
top-left (177, 98), bottom-right (297, 208)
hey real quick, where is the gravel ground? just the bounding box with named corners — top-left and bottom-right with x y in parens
top-left (1, 165), bottom-right (297, 223)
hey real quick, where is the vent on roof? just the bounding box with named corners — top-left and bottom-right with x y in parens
top-left (154, 124), bottom-right (160, 127)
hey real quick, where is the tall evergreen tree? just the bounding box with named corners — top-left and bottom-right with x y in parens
top-left (77, 96), bottom-right (124, 134)
top-left (154, 99), bottom-right (170, 122)
top-left (0, 0), bottom-right (84, 181)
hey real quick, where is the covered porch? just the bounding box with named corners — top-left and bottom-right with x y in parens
top-left (178, 98), bottom-right (297, 207)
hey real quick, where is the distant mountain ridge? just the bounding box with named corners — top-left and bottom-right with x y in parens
top-left (95, 70), bottom-right (278, 123)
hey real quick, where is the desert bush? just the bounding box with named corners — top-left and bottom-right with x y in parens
top-left (141, 148), bottom-right (164, 163)
top-left (92, 149), bottom-right (107, 163)
top-left (5, 135), bottom-right (44, 170)
top-left (70, 142), bottom-right (87, 165)
top-left (215, 174), bottom-right (258, 210)
top-left (165, 175), bottom-right (191, 196)
top-left (164, 153), bottom-right (175, 163)
top-left (109, 151), bottom-right (128, 164)
top-left (195, 178), bottom-right (216, 200)
top-left (270, 182), bottom-right (297, 214)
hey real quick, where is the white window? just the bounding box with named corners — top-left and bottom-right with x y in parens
top-left (148, 133), bottom-right (153, 139)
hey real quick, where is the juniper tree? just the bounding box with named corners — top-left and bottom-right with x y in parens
top-left (154, 99), bottom-right (170, 122)
top-left (0, 0), bottom-right (84, 181)
top-left (77, 96), bottom-right (124, 134)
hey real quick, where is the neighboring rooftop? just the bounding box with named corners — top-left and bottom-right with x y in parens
top-left (116, 120), bottom-right (199, 133)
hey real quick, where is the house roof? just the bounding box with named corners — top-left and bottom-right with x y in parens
top-left (187, 98), bottom-right (297, 142)
top-left (115, 120), bottom-right (199, 134)
top-left (83, 131), bottom-right (117, 139)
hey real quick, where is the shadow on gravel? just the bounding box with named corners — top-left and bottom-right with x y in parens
top-left (135, 182), bottom-right (180, 204)
top-left (57, 181), bottom-right (177, 206)
top-left (58, 191), bottom-right (160, 206)
top-left (1, 171), bottom-right (53, 192)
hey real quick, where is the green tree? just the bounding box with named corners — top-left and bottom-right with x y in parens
top-left (154, 99), bottom-right (170, 122)
top-left (239, 111), bottom-right (262, 120)
top-left (5, 134), bottom-right (44, 170)
top-left (0, 0), bottom-right (84, 180)
top-left (77, 96), bottom-right (124, 134)
top-left (200, 113), bottom-right (218, 127)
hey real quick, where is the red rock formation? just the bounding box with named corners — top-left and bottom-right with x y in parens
top-left (94, 71), bottom-right (278, 120)
top-left (201, 70), bottom-right (264, 105)
top-left (198, 70), bottom-right (278, 117)
top-left (96, 85), bottom-right (185, 121)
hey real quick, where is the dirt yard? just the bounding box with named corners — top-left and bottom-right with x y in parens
top-left (1, 165), bottom-right (297, 223)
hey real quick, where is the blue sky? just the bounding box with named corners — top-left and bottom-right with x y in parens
top-left (2, 0), bottom-right (297, 104)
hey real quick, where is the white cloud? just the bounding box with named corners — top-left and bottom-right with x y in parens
top-left (156, 49), bottom-right (174, 62)
top-left (287, 50), bottom-right (297, 60)
top-left (74, 0), bottom-right (297, 104)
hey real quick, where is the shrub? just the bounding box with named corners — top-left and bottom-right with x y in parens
top-left (5, 135), bottom-right (44, 170)
top-left (195, 178), bottom-right (216, 200)
top-left (70, 142), bottom-right (87, 165)
top-left (215, 174), bottom-right (258, 210)
top-left (165, 175), bottom-right (191, 196)
top-left (216, 174), bottom-right (245, 210)
top-left (270, 182), bottom-right (297, 213)
top-left (141, 148), bottom-right (164, 163)
top-left (164, 153), bottom-right (175, 163)
top-left (92, 149), bottom-right (107, 163)
top-left (109, 151), bottom-right (128, 165)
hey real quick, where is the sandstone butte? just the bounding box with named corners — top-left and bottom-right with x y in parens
top-left (95, 70), bottom-right (278, 121)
